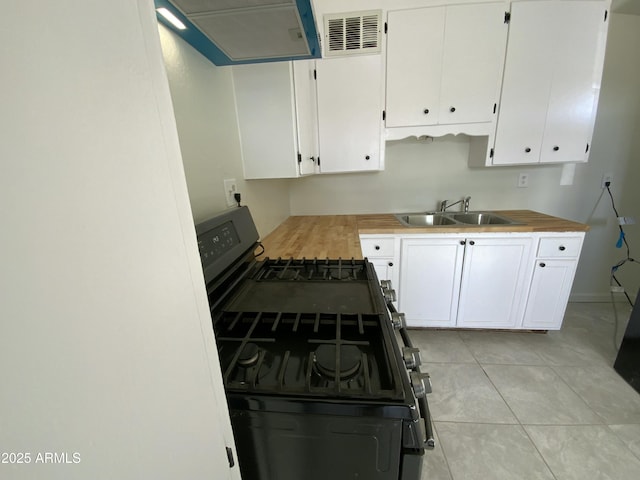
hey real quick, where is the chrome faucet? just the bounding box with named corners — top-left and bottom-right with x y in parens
top-left (440, 196), bottom-right (471, 213)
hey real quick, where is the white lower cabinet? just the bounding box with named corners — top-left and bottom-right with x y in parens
top-left (399, 237), bottom-right (464, 327)
top-left (398, 235), bottom-right (532, 328)
top-left (369, 258), bottom-right (396, 284)
top-left (359, 236), bottom-right (399, 287)
top-left (456, 236), bottom-right (533, 328)
top-left (363, 232), bottom-right (585, 330)
top-left (522, 234), bottom-right (585, 329)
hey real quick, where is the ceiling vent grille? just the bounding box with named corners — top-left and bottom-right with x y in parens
top-left (324, 10), bottom-right (382, 56)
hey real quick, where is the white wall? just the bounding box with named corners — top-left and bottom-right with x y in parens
top-left (0, 1), bottom-right (239, 479)
top-left (157, 24), bottom-right (291, 238)
top-left (289, 13), bottom-right (640, 301)
top-left (594, 13), bottom-right (640, 301)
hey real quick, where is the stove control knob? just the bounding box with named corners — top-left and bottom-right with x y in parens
top-left (380, 280), bottom-right (392, 290)
top-left (410, 372), bottom-right (432, 399)
top-left (402, 347), bottom-right (422, 369)
top-left (390, 312), bottom-right (406, 330)
top-left (382, 287), bottom-right (397, 303)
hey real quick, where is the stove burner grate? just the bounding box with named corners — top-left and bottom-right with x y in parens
top-left (313, 344), bottom-right (362, 380)
top-left (215, 310), bottom-right (403, 400)
top-left (256, 257), bottom-right (368, 282)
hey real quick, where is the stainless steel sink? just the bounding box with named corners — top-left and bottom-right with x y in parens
top-left (395, 211), bottom-right (521, 227)
top-left (448, 212), bottom-right (517, 225)
top-left (396, 213), bottom-right (457, 226)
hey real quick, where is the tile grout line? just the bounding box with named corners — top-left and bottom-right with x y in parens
top-left (478, 363), bottom-right (561, 480)
top-left (604, 424), bottom-right (640, 464)
top-left (546, 364), bottom-right (608, 425)
top-left (429, 421), bottom-right (456, 480)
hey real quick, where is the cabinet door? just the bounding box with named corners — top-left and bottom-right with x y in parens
top-left (370, 258), bottom-right (395, 283)
top-left (493, 0), bottom-right (609, 165)
top-left (233, 63), bottom-right (299, 178)
top-left (492, 2), bottom-right (555, 165)
top-left (385, 7), bottom-right (445, 127)
top-left (457, 237), bottom-right (532, 328)
top-left (293, 60), bottom-right (319, 176)
top-left (522, 259), bottom-right (578, 330)
top-left (316, 55), bottom-right (383, 173)
top-left (399, 238), bottom-right (464, 328)
top-left (539, 2), bottom-right (608, 163)
top-left (438, 3), bottom-right (508, 125)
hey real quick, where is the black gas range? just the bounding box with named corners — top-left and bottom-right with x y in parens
top-left (197, 207), bottom-right (434, 480)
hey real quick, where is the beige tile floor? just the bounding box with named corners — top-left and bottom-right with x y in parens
top-left (411, 302), bottom-right (640, 480)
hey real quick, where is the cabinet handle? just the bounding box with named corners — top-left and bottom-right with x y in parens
top-left (540, 262), bottom-right (546, 267)
top-left (460, 240), bottom-right (466, 245)
top-left (553, 146), bottom-right (560, 151)
top-left (559, 245), bottom-right (566, 251)
top-left (450, 107), bottom-right (456, 113)
top-left (374, 245), bottom-right (380, 250)
top-left (525, 147), bottom-right (531, 153)
top-left (388, 262), bottom-right (394, 267)
top-left (469, 240), bottom-right (475, 246)
top-left (423, 108), bottom-right (430, 114)
top-left (365, 155), bottom-right (370, 160)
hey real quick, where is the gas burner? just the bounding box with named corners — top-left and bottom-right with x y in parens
top-left (276, 269), bottom-right (301, 280)
top-left (237, 342), bottom-right (260, 367)
top-left (314, 344), bottom-right (362, 380)
top-left (327, 268), bottom-right (351, 280)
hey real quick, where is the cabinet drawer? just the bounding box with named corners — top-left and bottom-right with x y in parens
top-left (537, 237), bottom-right (582, 258)
top-left (360, 238), bottom-right (395, 258)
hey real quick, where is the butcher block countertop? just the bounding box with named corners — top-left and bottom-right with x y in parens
top-left (259, 210), bottom-right (589, 259)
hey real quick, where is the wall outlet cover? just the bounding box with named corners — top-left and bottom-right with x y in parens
top-left (517, 172), bottom-right (529, 188)
top-left (223, 178), bottom-right (237, 207)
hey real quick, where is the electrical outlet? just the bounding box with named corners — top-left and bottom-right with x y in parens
top-left (602, 173), bottom-right (613, 189)
top-left (517, 173), bottom-right (529, 188)
top-left (223, 178), bottom-right (237, 207)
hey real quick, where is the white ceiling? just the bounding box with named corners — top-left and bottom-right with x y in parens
top-left (612, 0), bottom-right (640, 15)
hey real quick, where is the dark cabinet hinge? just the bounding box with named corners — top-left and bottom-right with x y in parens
top-left (313, 69), bottom-right (317, 80)
top-left (504, 12), bottom-right (511, 24)
top-left (297, 152), bottom-right (302, 164)
top-left (493, 103), bottom-right (497, 114)
top-left (317, 156), bottom-right (321, 166)
top-left (226, 447), bottom-right (235, 468)
top-left (384, 22), bottom-right (388, 34)
top-left (490, 148), bottom-right (494, 159)
top-left (585, 143), bottom-right (590, 153)
top-left (382, 110), bottom-right (386, 121)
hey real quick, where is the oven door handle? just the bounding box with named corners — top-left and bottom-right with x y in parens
top-left (387, 301), bottom-right (435, 449)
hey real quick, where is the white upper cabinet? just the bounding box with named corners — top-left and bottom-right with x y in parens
top-left (315, 55), bottom-right (384, 173)
top-left (233, 61), bottom-right (318, 179)
top-left (293, 61), bottom-right (320, 176)
top-left (488, 0), bottom-right (610, 166)
top-left (385, 2), bottom-right (508, 138)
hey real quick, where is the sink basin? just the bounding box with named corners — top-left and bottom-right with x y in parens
top-left (449, 212), bottom-right (517, 225)
top-left (395, 211), bottom-right (522, 227)
top-left (396, 213), bottom-right (457, 226)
